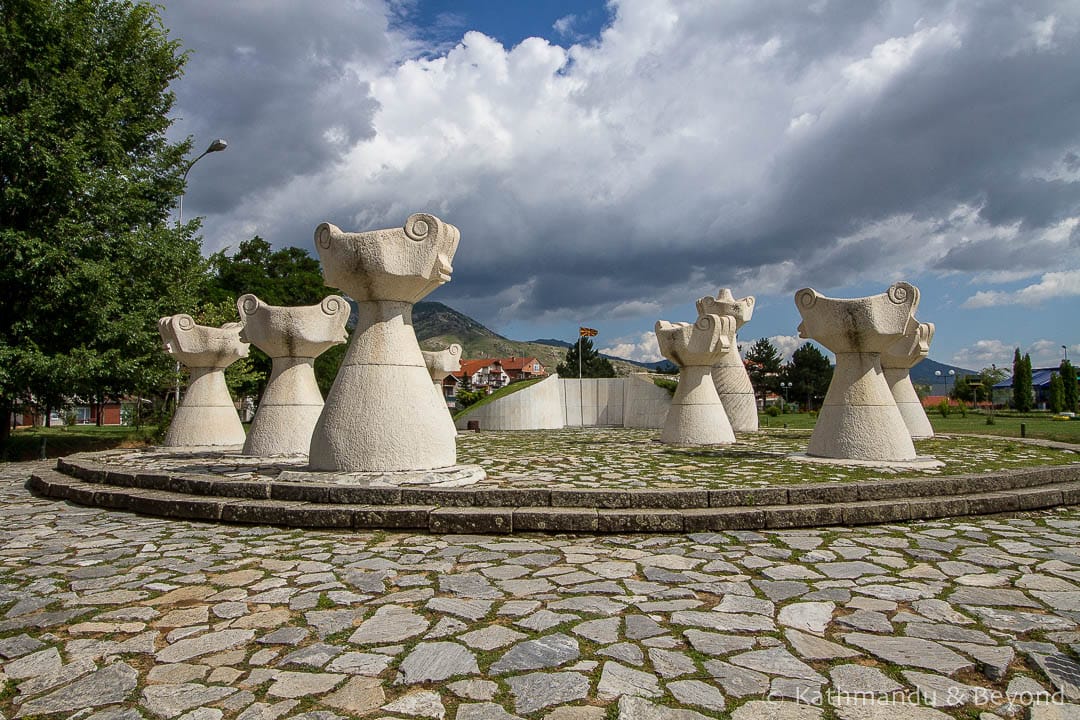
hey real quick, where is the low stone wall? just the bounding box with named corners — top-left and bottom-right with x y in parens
top-left (456, 374), bottom-right (672, 431)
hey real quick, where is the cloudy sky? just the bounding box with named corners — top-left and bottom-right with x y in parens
top-left (161, 0), bottom-right (1079, 371)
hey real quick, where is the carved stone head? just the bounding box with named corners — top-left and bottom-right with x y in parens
top-left (314, 213), bottom-right (460, 303)
top-left (795, 282), bottom-right (920, 354)
top-left (236, 294), bottom-right (349, 358)
top-left (158, 315), bottom-right (249, 368)
top-left (697, 289), bottom-right (755, 330)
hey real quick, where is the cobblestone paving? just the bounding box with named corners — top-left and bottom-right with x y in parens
top-left (83, 429), bottom-right (1077, 490)
top-left (4, 461), bottom-right (1080, 720)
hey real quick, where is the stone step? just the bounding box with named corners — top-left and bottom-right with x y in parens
top-left (28, 464), bottom-right (1080, 534)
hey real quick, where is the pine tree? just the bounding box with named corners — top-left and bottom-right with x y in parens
top-left (557, 336), bottom-right (615, 378)
top-left (744, 338), bottom-right (783, 409)
top-left (1012, 350), bottom-right (1034, 412)
top-left (786, 342), bottom-right (833, 411)
top-left (1060, 359), bottom-right (1078, 413)
top-left (1049, 373), bottom-right (1065, 413)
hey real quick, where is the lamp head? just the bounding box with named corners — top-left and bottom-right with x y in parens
top-left (207, 138), bottom-right (228, 153)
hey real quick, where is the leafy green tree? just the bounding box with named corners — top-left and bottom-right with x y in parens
top-left (784, 342), bottom-right (832, 411)
top-left (1049, 372), bottom-right (1065, 413)
top-left (744, 338), bottom-right (783, 409)
top-left (205, 237), bottom-right (329, 307)
top-left (557, 336), bottom-right (615, 378)
top-left (1060, 359), bottom-right (1078, 413)
top-left (205, 237), bottom-right (337, 399)
top-left (0, 0), bottom-right (202, 447)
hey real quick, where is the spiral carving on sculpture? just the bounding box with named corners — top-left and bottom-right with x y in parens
top-left (694, 314), bottom-right (717, 333)
top-left (238, 294), bottom-right (261, 318)
top-left (888, 282), bottom-right (917, 306)
top-left (315, 223), bottom-right (335, 249)
top-left (404, 213), bottom-right (438, 242)
top-left (448, 343), bottom-right (462, 357)
top-left (175, 314), bottom-right (196, 331)
top-left (321, 295), bottom-right (346, 317)
top-left (795, 288), bottom-right (818, 309)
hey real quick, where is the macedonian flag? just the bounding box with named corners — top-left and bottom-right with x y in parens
top-left (579, 327), bottom-right (598, 337)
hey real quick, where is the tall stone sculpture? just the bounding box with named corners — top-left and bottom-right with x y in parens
top-left (794, 282), bottom-right (919, 462)
top-left (237, 294), bottom-right (349, 456)
top-left (882, 319), bottom-right (935, 440)
top-left (309, 213), bottom-right (464, 472)
top-left (704, 289), bottom-right (758, 432)
top-left (655, 302), bottom-right (738, 445)
top-left (422, 344), bottom-right (462, 409)
top-left (158, 314), bottom-right (249, 447)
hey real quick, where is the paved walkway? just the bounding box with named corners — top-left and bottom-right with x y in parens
top-left (3, 460), bottom-right (1080, 720)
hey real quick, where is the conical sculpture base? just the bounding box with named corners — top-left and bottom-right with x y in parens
top-left (795, 283), bottom-right (920, 462)
top-left (238, 294), bottom-right (349, 456)
top-left (703, 290), bottom-right (758, 432)
top-left (158, 315), bottom-right (249, 447)
top-left (883, 320), bottom-right (936, 440)
top-left (310, 301), bottom-right (457, 471)
top-left (656, 310), bottom-right (737, 446)
top-left (308, 213), bottom-right (473, 474)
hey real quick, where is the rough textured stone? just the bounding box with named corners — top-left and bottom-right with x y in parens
top-left (842, 633), bottom-right (972, 675)
top-left (141, 682), bottom-right (237, 718)
top-left (15, 662), bottom-right (137, 718)
top-left (490, 633), bottom-right (579, 674)
top-left (617, 695), bottom-right (715, 720)
top-left (597, 661), bottom-right (662, 699)
top-left (506, 671), bottom-right (590, 715)
top-left (395, 641), bottom-right (479, 684)
top-left (381, 690), bottom-right (446, 719)
top-left (730, 700), bottom-right (823, 720)
top-left (349, 604), bottom-right (429, 645)
top-left (155, 629), bottom-right (255, 663)
top-left (667, 679), bottom-right (726, 712)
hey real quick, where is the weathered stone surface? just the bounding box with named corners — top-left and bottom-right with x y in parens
top-left (141, 682), bottom-right (237, 718)
top-left (670, 610), bottom-right (774, 632)
top-left (490, 633), bottom-right (579, 674)
top-left (155, 629), bottom-right (255, 663)
top-left (777, 602), bottom-right (834, 635)
top-left (15, 662), bottom-right (137, 718)
top-left (266, 671), bottom-right (347, 699)
top-left (902, 670), bottom-right (985, 707)
top-left (456, 702), bottom-right (523, 720)
top-left (460, 625), bottom-right (527, 650)
top-left (832, 701), bottom-right (953, 720)
top-left (703, 660), bottom-right (770, 697)
top-left (506, 671), bottom-right (590, 715)
top-left (319, 676), bottom-right (385, 715)
top-left (348, 604), bottom-right (429, 644)
top-left (784, 629), bottom-right (861, 660)
top-left (730, 700), bottom-right (823, 720)
top-left (597, 661), bottom-right (662, 699)
top-left (729, 647), bottom-right (825, 681)
top-left (617, 695), bottom-right (714, 720)
top-left (381, 690), bottom-right (446, 718)
top-left (842, 633), bottom-right (972, 675)
top-left (667, 679), bottom-right (726, 712)
top-left (1029, 653), bottom-right (1080, 701)
top-left (395, 641), bottom-right (478, 684)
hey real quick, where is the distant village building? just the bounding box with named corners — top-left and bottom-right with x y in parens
top-left (452, 356), bottom-right (547, 394)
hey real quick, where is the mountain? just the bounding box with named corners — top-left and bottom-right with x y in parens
top-left (413, 302), bottom-right (645, 375)
top-left (910, 358), bottom-right (978, 385)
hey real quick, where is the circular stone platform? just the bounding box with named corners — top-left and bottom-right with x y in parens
top-left (24, 430), bottom-right (1080, 534)
top-left (788, 453), bottom-right (946, 470)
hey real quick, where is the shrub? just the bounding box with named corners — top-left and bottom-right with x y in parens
top-left (764, 405), bottom-right (781, 417)
top-left (936, 399), bottom-right (950, 418)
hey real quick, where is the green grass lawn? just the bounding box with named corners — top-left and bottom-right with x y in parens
top-left (2, 425), bottom-right (157, 462)
top-left (928, 411), bottom-right (1080, 443)
top-left (758, 409), bottom-right (1080, 443)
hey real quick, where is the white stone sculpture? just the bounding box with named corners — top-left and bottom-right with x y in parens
top-left (158, 314), bottom-right (249, 447)
top-left (882, 319), bottom-right (936, 440)
top-left (655, 302), bottom-right (738, 445)
top-left (703, 289), bottom-right (758, 432)
top-left (237, 294), bottom-right (349, 456)
top-left (421, 344), bottom-right (462, 409)
top-left (794, 282), bottom-right (919, 461)
top-left (309, 213), bottom-right (464, 472)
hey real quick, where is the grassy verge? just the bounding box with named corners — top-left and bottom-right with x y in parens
top-left (1, 425), bottom-right (157, 462)
top-left (757, 409), bottom-right (1080, 443)
top-left (453, 377), bottom-right (546, 420)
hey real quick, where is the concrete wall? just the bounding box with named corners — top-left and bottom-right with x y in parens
top-left (623, 374), bottom-right (674, 429)
top-left (456, 373), bottom-right (671, 431)
top-left (454, 374), bottom-right (564, 431)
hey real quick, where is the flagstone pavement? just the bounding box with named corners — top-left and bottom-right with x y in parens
top-left (4, 460), bottom-right (1080, 720)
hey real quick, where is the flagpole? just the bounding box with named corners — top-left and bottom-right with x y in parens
top-left (578, 330), bottom-right (584, 428)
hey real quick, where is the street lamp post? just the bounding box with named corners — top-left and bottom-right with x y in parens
top-left (780, 382), bottom-right (791, 412)
top-left (1064, 345), bottom-right (1069, 362)
top-left (935, 369), bottom-right (955, 404)
top-left (173, 139), bottom-right (228, 408)
top-left (177, 138), bottom-right (228, 228)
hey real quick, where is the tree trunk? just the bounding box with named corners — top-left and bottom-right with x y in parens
top-left (0, 397), bottom-right (11, 450)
